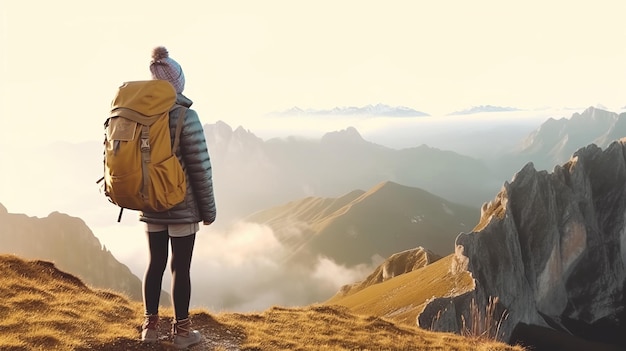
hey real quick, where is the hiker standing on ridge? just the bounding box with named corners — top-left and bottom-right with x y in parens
top-left (140, 46), bottom-right (216, 348)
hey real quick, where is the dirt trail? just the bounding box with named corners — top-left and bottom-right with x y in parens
top-left (80, 313), bottom-right (244, 351)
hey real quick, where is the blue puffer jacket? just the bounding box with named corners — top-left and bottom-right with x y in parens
top-left (140, 94), bottom-right (217, 225)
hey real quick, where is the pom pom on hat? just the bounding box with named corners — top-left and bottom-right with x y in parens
top-left (149, 46), bottom-right (185, 94)
top-left (152, 46), bottom-right (170, 61)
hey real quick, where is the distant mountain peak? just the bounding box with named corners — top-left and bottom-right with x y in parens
top-left (234, 125), bottom-right (253, 135)
top-left (448, 105), bottom-right (521, 115)
top-left (214, 120), bottom-right (233, 132)
top-left (245, 180), bottom-right (478, 266)
top-left (518, 106), bottom-right (623, 165)
top-left (270, 104), bottom-right (429, 117)
top-left (204, 120), bottom-right (264, 149)
top-left (363, 181), bottom-right (410, 196)
top-left (321, 127), bottom-right (365, 144)
top-left (575, 105), bottom-right (616, 119)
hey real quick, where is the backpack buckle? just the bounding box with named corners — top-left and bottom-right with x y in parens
top-left (141, 138), bottom-right (150, 151)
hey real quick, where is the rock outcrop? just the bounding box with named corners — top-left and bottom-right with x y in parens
top-left (418, 139), bottom-right (626, 347)
top-left (336, 247), bottom-right (442, 298)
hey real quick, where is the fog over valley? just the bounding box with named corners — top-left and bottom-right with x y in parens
top-left (3, 105), bottom-right (623, 312)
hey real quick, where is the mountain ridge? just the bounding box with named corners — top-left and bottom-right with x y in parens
top-left (269, 103), bottom-right (430, 117)
top-left (448, 105), bottom-right (522, 115)
top-left (333, 246), bottom-right (445, 300)
top-left (0, 205), bottom-right (170, 306)
top-left (245, 181), bottom-right (479, 266)
top-left (205, 121), bottom-right (499, 224)
top-left (493, 106), bottom-right (626, 178)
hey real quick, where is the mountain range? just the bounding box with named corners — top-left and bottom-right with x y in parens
top-left (269, 103), bottom-right (429, 117)
top-left (448, 105), bottom-right (522, 115)
top-left (490, 106), bottom-right (626, 179)
top-left (4, 104), bottom-right (626, 349)
top-left (206, 106), bottom-right (626, 225)
top-left (205, 123), bottom-right (500, 225)
top-left (270, 103), bottom-right (536, 117)
top-left (12, 106), bottom-right (620, 230)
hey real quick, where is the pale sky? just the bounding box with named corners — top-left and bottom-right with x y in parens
top-left (1, 0), bottom-right (625, 146)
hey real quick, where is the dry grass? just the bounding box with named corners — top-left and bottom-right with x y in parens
top-left (216, 304), bottom-right (525, 351)
top-left (460, 297), bottom-right (509, 342)
top-left (0, 254), bottom-right (526, 351)
top-left (327, 254), bottom-right (475, 326)
top-left (473, 196), bottom-right (506, 232)
top-left (0, 254), bottom-right (143, 350)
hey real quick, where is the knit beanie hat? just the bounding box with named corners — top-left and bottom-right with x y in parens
top-left (149, 46), bottom-right (185, 94)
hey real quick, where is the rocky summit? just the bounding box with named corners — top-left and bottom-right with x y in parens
top-left (419, 139), bottom-right (626, 347)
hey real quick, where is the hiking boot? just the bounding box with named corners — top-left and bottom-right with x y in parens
top-left (141, 314), bottom-right (159, 343)
top-left (172, 318), bottom-right (202, 349)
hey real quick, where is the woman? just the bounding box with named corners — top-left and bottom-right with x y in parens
top-left (140, 46), bottom-right (216, 349)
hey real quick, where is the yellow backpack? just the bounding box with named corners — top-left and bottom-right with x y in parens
top-left (98, 80), bottom-right (187, 221)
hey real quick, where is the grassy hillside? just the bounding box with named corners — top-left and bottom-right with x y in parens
top-left (0, 254), bottom-right (525, 351)
top-left (327, 254), bottom-right (475, 327)
top-left (337, 247), bottom-right (442, 298)
top-left (0, 208), bottom-right (156, 303)
top-left (0, 254), bottom-right (141, 350)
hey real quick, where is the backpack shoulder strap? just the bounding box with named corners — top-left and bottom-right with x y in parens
top-left (172, 105), bottom-right (188, 153)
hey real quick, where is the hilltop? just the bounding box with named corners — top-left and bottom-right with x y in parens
top-left (246, 181), bottom-right (477, 265)
top-left (0, 254), bottom-right (525, 351)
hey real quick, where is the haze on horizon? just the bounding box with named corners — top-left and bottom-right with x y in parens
top-left (1, 0), bottom-right (625, 146)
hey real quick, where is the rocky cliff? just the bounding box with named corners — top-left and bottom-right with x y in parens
top-left (418, 139), bottom-right (626, 347)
